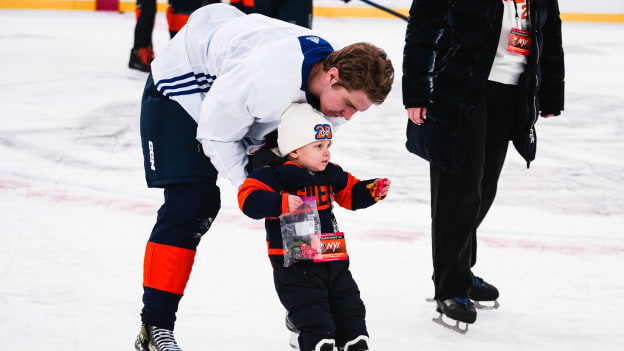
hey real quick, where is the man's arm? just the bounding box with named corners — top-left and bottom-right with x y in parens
top-left (196, 48), bottom-right (300, 188)
top-left (538, 0), bottom-right (565, 117)
top-left (402, 0), bottom-right (451, 109)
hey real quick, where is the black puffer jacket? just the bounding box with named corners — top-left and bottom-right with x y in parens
top-left (402, 0), bottom-right (564, 176)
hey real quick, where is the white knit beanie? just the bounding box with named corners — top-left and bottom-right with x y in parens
top-left (277, 103), bottom-right (333, 157)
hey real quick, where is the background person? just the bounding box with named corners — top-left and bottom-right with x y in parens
top-left (402, 0), bottom-right (564, 331)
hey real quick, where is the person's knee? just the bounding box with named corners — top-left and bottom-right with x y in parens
top-left (151, 182), bottom-right (220, 248)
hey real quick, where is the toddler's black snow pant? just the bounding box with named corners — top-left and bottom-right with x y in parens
top-left (139, 74), bottom-right (221, 330)
top-left (270, 256), bottom-right (368, 351)
top-left (431, 81), bottom-right (519, 300)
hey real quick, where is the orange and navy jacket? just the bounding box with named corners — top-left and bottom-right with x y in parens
top-left (237, 161), bottom-right (379, 255)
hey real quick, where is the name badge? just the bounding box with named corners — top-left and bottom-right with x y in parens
top-left (507, 28), bottom-right (532, 56)
top-left (314, 232), bottom-right (348, 262)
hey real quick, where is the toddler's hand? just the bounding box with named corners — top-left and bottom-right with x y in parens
top-left (379, 178), bottom-right (391, 198)
top-left (288, 195), bottom-right (304, 212)
top-left (367, 178), bottom-right (391, 201)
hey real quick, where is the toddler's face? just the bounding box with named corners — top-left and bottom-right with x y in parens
top-left (291, 140), bottom-right (332, 172)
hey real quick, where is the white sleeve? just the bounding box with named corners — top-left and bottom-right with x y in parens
top-left (196, 68), bottom-right (296, 188)
top-left (196, 69), bottom-right (257, 188)
top-left (196, 41), bottom-right (303, 188)
top-left (202, 140), bottom-right (248, 188)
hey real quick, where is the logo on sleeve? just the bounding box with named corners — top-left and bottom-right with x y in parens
top-left (306, 36), bottom-right (320, 44)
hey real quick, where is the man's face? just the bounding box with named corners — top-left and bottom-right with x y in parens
top-left (290, 140), bottom-right (332, 172)
top-left (318, 68), bottom-right (373, 121)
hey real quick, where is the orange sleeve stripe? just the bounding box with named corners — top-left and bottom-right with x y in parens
top-left (333, 172), bottom-right (360, 210)
top-left (143, 242), bottom-right (196, 295)
top-left (281, 192), bottom-right (291, 215)
top-left (237, 178), bottom-right (275, 211)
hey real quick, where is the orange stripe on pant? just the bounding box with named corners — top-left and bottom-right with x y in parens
top-left (143, 242), bottom-right (196, 295)
top-left (166, 8), bottom-right (190, 33)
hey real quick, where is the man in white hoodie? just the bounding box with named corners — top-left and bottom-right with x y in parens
top-left (134, 4), bottom-right (394, 351)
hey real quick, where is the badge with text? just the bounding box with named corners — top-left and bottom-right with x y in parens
top-left (314, 232), bottom-right (348, 262)
top-left (507, 28), bottom-right (532, 56)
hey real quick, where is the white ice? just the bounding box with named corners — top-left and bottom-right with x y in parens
top-left (1, 9), bottom-right (623, 351)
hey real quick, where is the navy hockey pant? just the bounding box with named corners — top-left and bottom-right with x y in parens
top-left (139, 74), bottom-right (220, 329)
top-left (431, 81), bottom-right (519, 300)
top-left (270, 256), bottom-right (368, 351)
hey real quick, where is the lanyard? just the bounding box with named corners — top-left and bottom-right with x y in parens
top-left (511, 0), bottom-right (530, 29)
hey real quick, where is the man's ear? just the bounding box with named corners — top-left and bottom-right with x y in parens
top-left (326, 67), bottom-right (339, 85)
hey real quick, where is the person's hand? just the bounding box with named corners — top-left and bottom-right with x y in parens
top-left (407, 107), bottom-right (427, 125)
top-left (541, 113), bottom-right (555, 118)
top-left (366, 178), bottom-right (391, 201)
top-left (288, 195), bottom-right (303, 212)
top-left (379, 178), bottom-right (391, 198)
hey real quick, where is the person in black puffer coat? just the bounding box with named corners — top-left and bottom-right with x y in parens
top-left (402, 0), bottom-right (564, 328)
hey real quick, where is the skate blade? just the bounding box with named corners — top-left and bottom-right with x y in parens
top-left (474, 300), bottom-right (500, 310)
top-left (428, 297), bottom-right (500, 310)
top-left (432, 313), bottom-right (469, 334)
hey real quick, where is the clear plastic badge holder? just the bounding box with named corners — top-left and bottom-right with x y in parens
top-left (279, 196), bottom-right (322, 267)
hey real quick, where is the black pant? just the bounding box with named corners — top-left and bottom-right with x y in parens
top-left (253, 0), bottom-right (313, 29)
top-left (270, 257), bottom-right (367, 351)
top-left (431, 81), bottom-right (518, 300)
top-left (133, 0), bottom-right (157, 48)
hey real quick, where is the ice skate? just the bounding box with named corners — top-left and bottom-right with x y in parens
top-left (134, 323), bottom-right (183, 351)
top-left (433, 297), bottom-right (476, 334)
top-left (470, 276), bottom-right (500, 309)
top-left (129, 46), bottom-right (154, 73)
top-left (286, 314), bottom-right (300, 349)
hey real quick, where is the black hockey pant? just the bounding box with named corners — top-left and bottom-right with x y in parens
top-left (139, 74), bottom-right (221, 329)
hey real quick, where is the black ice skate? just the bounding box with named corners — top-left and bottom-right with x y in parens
top-left (128, 46), bottom-right (154, 73)
top-left (433, 297), bottom-right (477, 334)
top-left (134, 323), bottom-right (182, 351)
top-left (285, 314), bottom-right (300, 350)
top-left (470, 276), bottom-right (500, 309)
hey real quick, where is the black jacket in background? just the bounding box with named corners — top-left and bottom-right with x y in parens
top-left (402, 0), bottom-right (564, 176)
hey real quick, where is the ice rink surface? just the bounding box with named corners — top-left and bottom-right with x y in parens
top-left (1, 9), bottom-right (623, 350)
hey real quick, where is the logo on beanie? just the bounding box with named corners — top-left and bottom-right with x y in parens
top-left (314, 124), bottom-right (332, 140)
